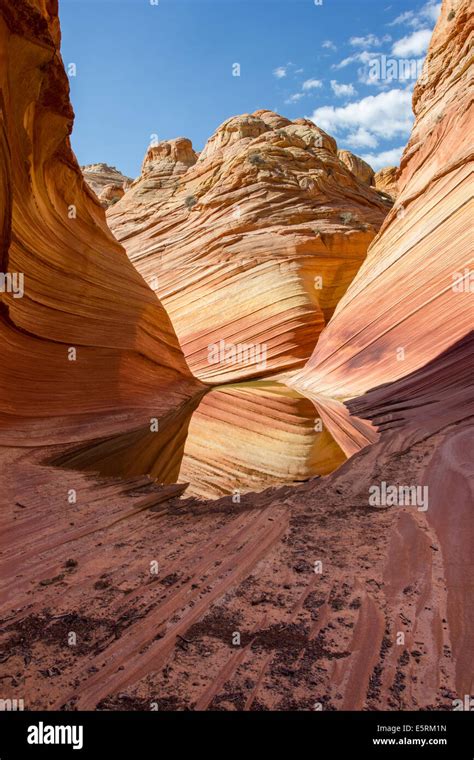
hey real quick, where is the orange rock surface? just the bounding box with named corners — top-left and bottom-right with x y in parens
top-left (108, 111), bottom-right (390, 383)
top-left (337, 149), bottom-right (375, 186)
top-left (347, 332), bottom-right (474, 697)
top-left (178, 384), bottom-right (344, 498)
top-left (292, 0), bottom-right (473, 400)
top-left (0, 0), bottom-right (200, 446)
top-left (374, 166), bottom-right (399, 199)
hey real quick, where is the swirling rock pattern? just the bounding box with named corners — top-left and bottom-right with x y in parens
top-left (50, 382), bottom-right (377, 500)
top-left (292, 0), bottom-right (473, 400)
top-left (0, 0), bottom-right (200, 446)
top-left (108, 111), bottom-right (391, 383)
top-left (178, 383), bottom-right (344, 498)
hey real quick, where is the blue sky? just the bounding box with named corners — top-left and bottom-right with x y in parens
top-left (60, 0), bottom-right (441, 178)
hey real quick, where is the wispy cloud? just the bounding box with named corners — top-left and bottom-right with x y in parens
top-left (273, 66), bottom-right (287, 79)
top-left (285, 93), bottom-right (305, 104)
top-left (284, 77), bottom-right (323, 105)
top-left (322, 40), bottom-right (337, 51)
top-left (302, 78), bottom-right (323, 91)
top-left (332, 51), bottom-right (378, 70)
top-left (388, 10), bottom-right (417, 26)
top-left (388, 0), bottom-right (441, 29)
top-left (331, 80), bottom-right (357, 98)
top-left (350, 33), bottom-right (391, 48)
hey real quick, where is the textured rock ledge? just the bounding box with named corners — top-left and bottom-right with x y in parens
top-left (337, 149), bottom-right (374, 187)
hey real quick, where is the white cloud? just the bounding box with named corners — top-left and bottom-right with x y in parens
top-left (285, 93), bottom-right (305, 104)
top-left (322, 40), bottom-right (337, 51)
top-left (392, 28), bottom-right (432, 57)
top-left (346, 127), bottom-right (379, 149)
top-left (273, 66), bottom-right (287, 79)
top-left (302, 78), bottom-right (323, 91)
top-left (388, 10), bottom-right (416, 26)
top-left (282, 77), bottom-right (322, 106)
top-left (422, 0), bottom-right (442, 23)
top-left (388, 0), bottom-right (441, 29)
top-left (359, 55), bottom-right (425, 87)
top-left (350, 33), bottom-right (391, 48)
top-left (310, 89), bottom-right (413, 140)
top-left (333, 50), bottom-right (378, 70)
top-left (360, 146), bottom-right (405, 171)
top-left (331, 80), bottom-right (357, 98)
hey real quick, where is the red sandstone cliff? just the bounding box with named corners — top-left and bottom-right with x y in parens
top-left (292, 0), bottom-right (473, 399)
top-left (0, 0), bottom-right (201, 446)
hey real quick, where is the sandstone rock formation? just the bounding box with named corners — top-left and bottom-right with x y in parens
top-left (0, 0), bottom-right (472, 717)
top-left (82, 163), bottom-right (132, 207)
top-left (108, 111), bottom-right (390, 383)
top-left (2, 339), bottom-right (471, 709)
top-left (292, 0), bottom-right (473, 400)
top-left (374, 166), bottom-right (399, 199)
top-left (0, 0), bottom-right (200, 447)
top-left (178, 384), bottom-right (346, 498)
top-left (337, 149), bottom-right (375, 186)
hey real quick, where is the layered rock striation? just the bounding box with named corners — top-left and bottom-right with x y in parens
top-left (53, 381), bottom-right (377, 500)
top-left (0, 0), bottom-right (200, 446)
top-left (108, 111), bottom-right (391, 383)
top-left (292, 0), bottom-right (473, 399)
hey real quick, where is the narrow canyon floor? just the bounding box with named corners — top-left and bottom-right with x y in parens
top-left (1, 412), bottom-right (470, 711)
